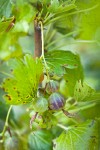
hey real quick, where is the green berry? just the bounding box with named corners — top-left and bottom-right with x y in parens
top-left (33, 97), bottom-right (48, 113)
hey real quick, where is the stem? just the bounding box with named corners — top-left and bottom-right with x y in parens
top-left (57, 123), bottom-right (70, 131)
top-left (40, 21), bottom-right (44, 57)
top-left (40, 21), bottom-right (50, 81)
top-left (71, 102), bottom-right (96, 113)
top-left (34, 18), bottom-right (50, 80)
top-left (30, 112), bottom-right (38, 129)
top-left (46, 29), bottom-right (81, 49)
top-left (0, 105), bottom-right (12, 141)
top-left (75, 40), bottom-right (96, 44)
top-left (6, 17), bottom-right (15, 32)
top-left (62, 109), bottom-right (76, 118)
top-left (34, 19), bottom-right (42, 57)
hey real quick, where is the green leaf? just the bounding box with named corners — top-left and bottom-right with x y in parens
top-left (2, 54), bottom-right (43, 105)
top-left (45, 50), bottom-right (83, 96)
top-left (74, 80), bottom-right (100, 101)
top-left (13, 3), bottom-right (36, 22)
top-left (0, 0), bottom-right (12, 18)
top-left (44, 1), bottom-right (76, 25)
top-left (48, 0), bottom-right (59, 13)
top-left (12, 20), bottom-right (29, 33)
top-left (64, 66), bottom-right (83, 96)
top-left (54, 120), bottom-right (99, 150)
top-left (76, 102), bottom-right (100, 120)
top-left (75, 0), bottom-right (100, 40)
top-left (94, 27), bottom-right (100, 45)
top-left (45, 50), bottom-right (82, 76)
top-left (0, 29), bottom-right (23, 61)
top-left (28, 130), bottom-right (53, 150)
top-left (39, 0), bottom-right (51, 4)
top-left (0, 17), bottom-right (14, 33)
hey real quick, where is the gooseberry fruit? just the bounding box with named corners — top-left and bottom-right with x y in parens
top-left (46, 80), bottom-right (59, 94)
top-left (33, 97), bottom-right (48, 113)
top-left (4, 136), bottom-right (20, 150)
top-left (48, 92), bottom-right (65, 110)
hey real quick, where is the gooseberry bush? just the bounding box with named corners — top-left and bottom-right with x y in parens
top-left (0, 0), bottom-right (100, 150)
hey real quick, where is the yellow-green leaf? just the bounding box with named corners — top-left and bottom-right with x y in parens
top-left (2, 54), bottom-right (43, 105)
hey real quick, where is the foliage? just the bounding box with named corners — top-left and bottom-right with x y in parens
top-left (28, 130), bottom-right (53, 150)
top-left (1, 54), bottom-right (43, 105)
top-left (54, 120), bottom-right (99, 150)
top-left (0, 0), bottom-right (100, 150)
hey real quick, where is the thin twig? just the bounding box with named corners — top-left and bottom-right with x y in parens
top-left (40, 21), bottom-right (50, 81)
top-left (30, 112), bottom-right (38, 129)
top-left (0, 105), bottom-right (12, 142)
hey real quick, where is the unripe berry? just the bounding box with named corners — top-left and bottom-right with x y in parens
top-left (33, 97), bottom-right (48, 113)
top-left (4, 137), bottom-right (20, 150)
top-left (46, 80), bottom-right (59, 94)
top-left (48, 92), bottom-right (65, 110)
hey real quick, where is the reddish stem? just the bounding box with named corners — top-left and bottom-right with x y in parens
top-left (6, 17), bottom-right (16, 32)
top-left (30, 112), bottom-right (38, 128)
top-left (34, 19), bottom-right (42, 57)
top-left (62, 109), bottom-right (75, 118)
